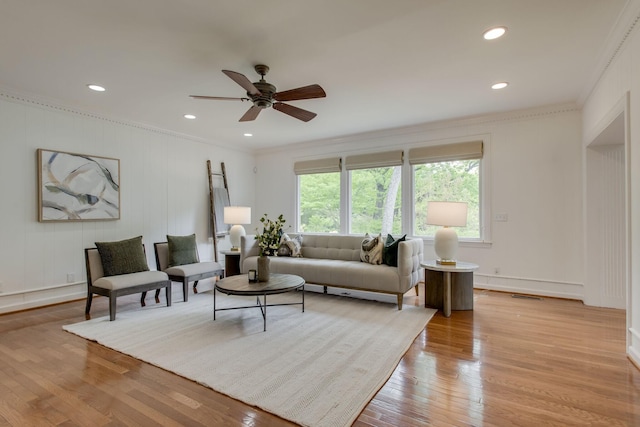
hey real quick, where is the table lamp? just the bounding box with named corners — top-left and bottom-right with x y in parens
top-left (224, 206), bottom-right (251, 251)
top-left (426, 201), bottom-right (468, 265)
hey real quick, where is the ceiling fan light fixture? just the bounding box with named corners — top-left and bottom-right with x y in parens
top-left (483, 26), bottom-right (507, 40)
top-left (184, 114), bottom-right (196, 119)
top-left (491, 82), bottom-right (509, 90)
top-left (87, 84), bottom-right (106, 92)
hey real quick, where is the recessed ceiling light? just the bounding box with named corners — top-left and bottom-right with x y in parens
top-left (491, 82), bottom-right (509, 90)
top-left (483, 26), bottom-right (507, 40)
top-left (244, 133), bottom-right (253, 137)
top-left (87, 84), bottom-right (106, 92)
top-left (184, 114), bottom-right (196, 120)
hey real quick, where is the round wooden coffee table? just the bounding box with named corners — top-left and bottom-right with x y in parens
top-left (214, 273), bottom-right (305, 331)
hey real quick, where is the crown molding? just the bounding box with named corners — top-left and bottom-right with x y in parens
top-left (0, 86), bottom-right (250, 154)
top-left (578, 0), bottom-right (640, 106)
top-left (256, 103), bottom-right (580, 156)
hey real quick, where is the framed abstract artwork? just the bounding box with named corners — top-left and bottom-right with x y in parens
top-left (37, 149), bottom-right (120, 222)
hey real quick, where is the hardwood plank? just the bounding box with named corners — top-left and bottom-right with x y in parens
top-left (0, 288), bottom-right (639, 426)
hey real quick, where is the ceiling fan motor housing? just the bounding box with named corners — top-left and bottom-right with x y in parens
top-left (250, 81), bottom-right (276, 108)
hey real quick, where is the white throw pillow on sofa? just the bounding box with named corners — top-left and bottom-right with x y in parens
top-left (360, 233), bottom-right (383, 265)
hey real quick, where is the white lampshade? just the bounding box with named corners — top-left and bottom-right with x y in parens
top-left (224, 206), bottom-right (251, 225)
top-left (426, 201), bottom-right (467, 265)
top-left (224, 206), bottom-right (251, 251)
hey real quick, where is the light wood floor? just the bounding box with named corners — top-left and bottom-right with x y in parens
top-left (1, 285), bottom-right (639, 426)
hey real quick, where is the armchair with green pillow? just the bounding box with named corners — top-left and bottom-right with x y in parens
top-left (154, 234), bottom-right (224, 302)
top-left (85, 236), bottom-right (171, 321)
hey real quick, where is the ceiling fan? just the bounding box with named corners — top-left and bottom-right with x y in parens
top-left (190, 64), bottom-right (326, 122)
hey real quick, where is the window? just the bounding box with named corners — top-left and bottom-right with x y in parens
top-left (413, 160), bottom-right (480, 238)
top-left (346, 150), bottom-right (403, 235)
top-left (349, 166), bottom-right (402, 234)
top-left (410, 141), bottom-right (483, 239)
top-left (295, 158), bottom-right (341, 233)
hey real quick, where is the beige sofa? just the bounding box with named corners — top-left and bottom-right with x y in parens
top-left (240, 234), bottom-right (423, 309)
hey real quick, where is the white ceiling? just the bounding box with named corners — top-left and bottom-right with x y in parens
top-left (0, 0), bottom-right (627, 150)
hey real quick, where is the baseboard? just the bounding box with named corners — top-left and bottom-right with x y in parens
top-left (629, 328), bottom-right (640, 370)
top-left (473, 273), bottom-right (584, 301)
top-left (0, 282), bottom-right (86, 314)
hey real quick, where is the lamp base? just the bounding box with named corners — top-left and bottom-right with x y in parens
top-left (436, 259), bottom-right (457, 266)
top-left (229, 247), bottom-right (240, 252)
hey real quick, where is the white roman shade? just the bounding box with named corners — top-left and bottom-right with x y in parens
top-left (294, 157), bottom-right (342, 175)
top-left (408, 141), bottom-right (483, 165)
top-left (345, 150), bottom-right (404, 170)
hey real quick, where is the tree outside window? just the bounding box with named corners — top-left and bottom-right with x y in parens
top-left (414, 160), bottom-right (480, 238)
top-left (350, 166), bottom-right (402, 235)
top-left (298, 172), bottom-right (340, 233)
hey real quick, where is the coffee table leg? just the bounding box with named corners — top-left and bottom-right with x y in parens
top-left (302, 285), bottom-right (305, 312)
top-left (263, 294), bottom-right (267, 332)
top-left (213, 287), bottom-right (217, 321)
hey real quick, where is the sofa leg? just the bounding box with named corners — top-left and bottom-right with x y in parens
top-left (397, 294), bottom-right (403, 310)
top-left (415, 284), bottom-right (419, 296)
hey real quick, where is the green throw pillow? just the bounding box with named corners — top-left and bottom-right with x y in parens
top-left (382, 234), bottom-right (406, 267)
top-left (95, 236), bottom-right (149, 276)
top-left (167, 234), bottom-right (199, 267)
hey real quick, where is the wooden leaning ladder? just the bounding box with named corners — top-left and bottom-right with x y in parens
top-left (207, 160), bottom-right (228, 263)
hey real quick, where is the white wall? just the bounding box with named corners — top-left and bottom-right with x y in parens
top-left (254, 104), bottom-right (584, 300)
top-left (581, 0), bottom-right (640, 367)
top-left (0, 94), bottom-right (255, 313)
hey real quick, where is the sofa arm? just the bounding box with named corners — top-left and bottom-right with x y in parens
top-left (397, 238), bottom-right (423, 291)
top-left (240, 234), bottom-right (259, 273)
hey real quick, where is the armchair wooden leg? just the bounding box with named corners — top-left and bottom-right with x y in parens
top-left (183, 279), bottom-right (189, 302)
top-left (85, 292), bottom-right (93, 315)
top-left (154, 289), bottom-right (161, 304)
top-left (141, 291), bottom-right (147, 307)
top-left (193, 280), bottom-right (199, 294)
top-left (109, 295), bottom-right (117, 321)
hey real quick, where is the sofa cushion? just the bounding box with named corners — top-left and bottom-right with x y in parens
top-left (95, 236), bottom-right (149, 277)
top-left (383, 234), bottom-right (406, 267)
top-left (360, 233), bottom-right (383, 265)
top-left (167, 234), bottom-right (199, 267)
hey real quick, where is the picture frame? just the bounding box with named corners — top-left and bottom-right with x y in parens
top-left (37, 149), bottom-right (120, 222)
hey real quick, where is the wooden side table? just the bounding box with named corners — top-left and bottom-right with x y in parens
top-left (421, 260), bottom-right (479, 317)
top-left (221, 250), bottom-right (241, 277)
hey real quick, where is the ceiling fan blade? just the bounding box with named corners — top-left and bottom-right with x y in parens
top-left (239, 106), bottom-right (262, 122)
top-left (189, 95), bottom-right (250, 101)
top-left (274, 84), bottom-right (326, 102)
top-left (222, 70), bottom-right (261, 96)
top-left (273, 102), bottom-right (317, 122)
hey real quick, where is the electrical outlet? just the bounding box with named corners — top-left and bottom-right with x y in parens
top-left (494, 213), bottom-right (508, 222)
top-left (67, 273), bottom-right (75, 283)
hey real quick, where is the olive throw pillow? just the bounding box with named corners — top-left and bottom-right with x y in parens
top-left (360, 233), bottom-right (383, 265)
top-left (382, 234), bottom-right (406, 267)
top-left (167, 234), bottom-right (199, 267)
top-left (95, 235), bottom-right (149, 277)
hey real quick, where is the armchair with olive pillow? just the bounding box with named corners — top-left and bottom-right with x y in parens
top-left (85, 236), bottom-right (171, 321)
top-left (154, 234), bottom-right (224, 302)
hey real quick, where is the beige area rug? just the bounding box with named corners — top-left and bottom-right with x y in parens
top-left (64, 289), bottom-right (436, 427)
